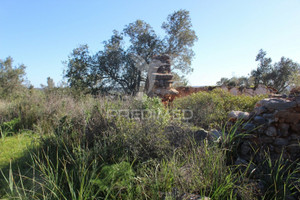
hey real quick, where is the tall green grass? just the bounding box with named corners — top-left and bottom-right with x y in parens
top-left (0, 89), bottom-right (299, 199)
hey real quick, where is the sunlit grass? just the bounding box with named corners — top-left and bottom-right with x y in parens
top-left (0, 132), bottom-right (39, 169)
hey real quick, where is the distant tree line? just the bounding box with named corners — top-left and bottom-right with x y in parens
top-left (217, 49), bottom-right (300, 93)
top-left (64, 9), bottom-right (198, 96)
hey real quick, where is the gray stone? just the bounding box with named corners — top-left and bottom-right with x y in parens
top-left (254, 106), bottom-right (267, 115)
top-left (267, 119), bottom-right (276, 125)
top-left (296, 96), bottom-right (300, 105)
top-left (254, 116), bottom-right (266, 125)
top-left (289, 134), bottom-right (300, 140)
top-left (274, 138), bottom-right (289, 146)
top-left (209, 129), bottom-right (222, 139)
top-left (265, 126), bottom-right (277, 136)
top-left (286, 144), bottom-right (300, 154)
top-left (235, 157), bottom-right (248, 165)
top-left (289, 140), bottom-right (300, 145)
top-left (194, 129), bottom-right (209, 141)
top-left (257, 127), bottom-right (266, 134)
top-left (290, 124), bottom-right (300, 133)
top-left (262, 113), bottom-right (274, 119)
top-left (269, 144), bottom-right (275, 152)
top-left (242, 123), bottom-right (256, 131)
top-left (278, 123), bottom-right (290, 136)
top-left (274, 146), bottom-right (286, 154)
top-left (258, 98), bottom-right (297, 111)
top-left (228, 111), bottom-right (250, 120)
top-left (240, 142), bottom-right (251, 155)
top-left (260, 136), bottom-right (274, 143)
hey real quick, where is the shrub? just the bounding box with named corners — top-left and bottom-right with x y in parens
top-left (172, 89), bottom-right (266, 129)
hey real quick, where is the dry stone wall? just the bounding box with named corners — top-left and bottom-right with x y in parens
top-left (229, 95), bottom-right (300, 161)
top-left (221, 84), bottom-right (276, 96)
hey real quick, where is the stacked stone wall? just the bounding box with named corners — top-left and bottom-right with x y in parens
top-left (229, 95), bottom-right (300, 162)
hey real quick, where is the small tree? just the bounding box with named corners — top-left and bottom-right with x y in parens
top-left (251, 49), bottom-right (300, 93)
top-left (64, 45), bottom-right (93, 93)
top-left (216, 76), bottom-right (251, 87)
top-left (289, 70), bottom-right (300, 88)
top-left (0, 56), bottom-right (26, 98)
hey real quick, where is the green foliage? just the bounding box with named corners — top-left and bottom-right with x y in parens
top-left (65, 9), bottom-right (197, 95)
top-left (0, 118), bottom-right (20, 138)
top-left (173, 89), bottom-right (265, 129)
top-left (162, 9), bottom-right (198, 74)
top-left (1, 90), bottom-right (299, 199)
top-left (216, 76), bottom-right (253, 87)
top-left (64, 44), bottom-right (93, 93)
top-left (251, 49), bottom-right (300, 93)
top-left (288, 70), bottom-right (300, 88)
top-left (135, 143), bottom-right (254, 200)
top-left (92, 162), bottom-right (135, 199)
top-left (0, 133), bottom-right (38, 169)
top-left (217, 49), bottom-right (300, 93)
top-left (0, 56), bottom-right (27, 99)
top-left (260, 153), bottom-right (300, 199)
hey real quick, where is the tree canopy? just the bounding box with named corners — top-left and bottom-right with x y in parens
top-left (217, 49), bottom-right (300, 93)
top-left (0, 56), bottom-right (27, 97)
top-left (64, 9), bottom-right (198, 95)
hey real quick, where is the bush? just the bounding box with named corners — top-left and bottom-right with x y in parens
top-left (172, 89), bottom-right (266, 129)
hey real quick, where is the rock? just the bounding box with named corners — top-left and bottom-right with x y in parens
top-left (228, 111), bottom-right (239, 119)
top-left (275, 111), bottom-right (300, 124)
top-left (229, 87), bottom-right (241, 96)
top-left (253, 116), bottom-right (266, 125)
top-left (242, 123), bottom-right (256, 131)
top-left (267, 118), bottom-right (276, 125)
top-left (286, 144), bottom-right (300, 154)
top-left (290, 124), bottom-right (300, 132)
top-left (235, 157), bottom-right (248, 165)
top-left (296, 96), bottom-right (300, 105)
top-left (274, 146), bottom-right (286, 154)
top-left (209, 129), bottom-right (222, 139)
top-left (265, 126), bottom-right (277, 137)
top-left (274, 138), bottom-right (289, 146)
top-left (269, 144), bottom-right (275, 152)
top-left (240, 142), bottom-right (251, 155)
top-left (254, 106), bottom-right (267, 115)
top-left (194, 129), bottom-right (209, 141)
top-left (228, 111), bottom-right (250, 120)
top-left (278, 123), bottom-right (290, 136)
top-left (262, 113), bottom-right (274, 119)
top-left (254, 84), bottom-right (273, 95)
top-left (243, 88), bottom-right (254, 96)
top-left (289, 134), bottom-right (300, 140)
top-left (257, 98), bottom-right (297, 111)
top-left (260, 136), bottom-right (274, 143)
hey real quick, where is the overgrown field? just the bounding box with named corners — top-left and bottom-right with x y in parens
top-left (0, 89), bottom-right (299, 199)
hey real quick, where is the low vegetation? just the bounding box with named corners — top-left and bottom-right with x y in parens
top-left (0, 88), bottom-right (298, 200)
top-left (173, 89), bottom-right (266, 129)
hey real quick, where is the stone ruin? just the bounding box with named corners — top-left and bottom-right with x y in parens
top-left (221, 84), bottom-right (277, 96)
top-left (146, 55), bottom-right (178, 102)
top-left (228, 95), bottom-right (300, 162)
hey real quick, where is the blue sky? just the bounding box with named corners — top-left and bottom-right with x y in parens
top-left (1, 0), bottom-right (300, 87)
